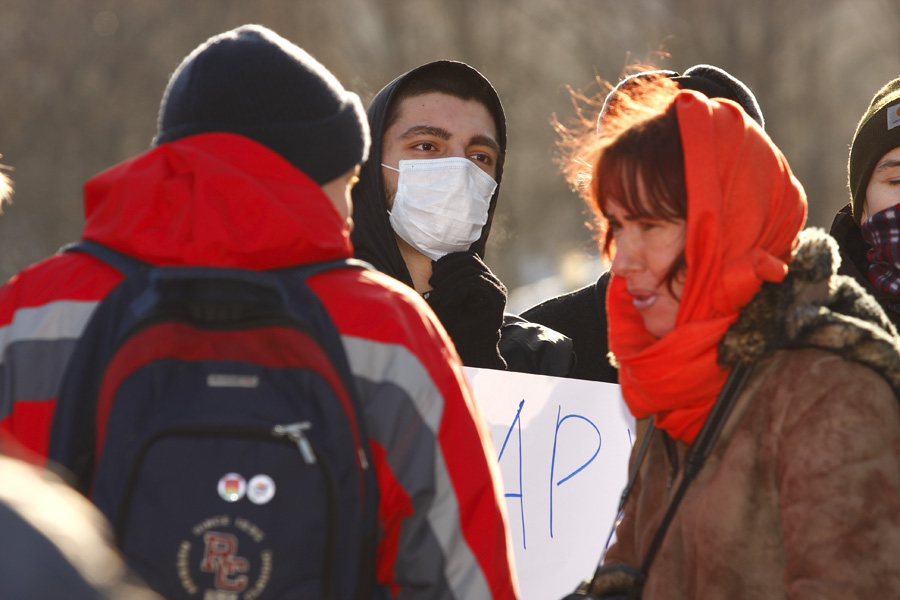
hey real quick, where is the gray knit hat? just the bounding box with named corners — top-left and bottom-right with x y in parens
top-left (848, 76), bottom-right (900, 224)
top-left (153, 24), bottom-right (370, 184)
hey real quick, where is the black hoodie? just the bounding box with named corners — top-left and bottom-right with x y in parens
top-left (351, 60), bottom-right (574, 376)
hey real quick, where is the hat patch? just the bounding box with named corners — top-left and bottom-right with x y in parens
top-left (888, 101), bottom-right (900, 131)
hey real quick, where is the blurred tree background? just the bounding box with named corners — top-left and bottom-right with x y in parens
top-left (2, 0), bottom-right (898, 311)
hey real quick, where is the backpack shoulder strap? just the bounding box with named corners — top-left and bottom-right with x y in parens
top-left (60, 240), bottom-right (148, 277)
top-left (273, 258), bottom-right (373, 386)
top-left (280, 257), bottom-right (374, 281)
top-left (61, 243), bottom-right (373, 282)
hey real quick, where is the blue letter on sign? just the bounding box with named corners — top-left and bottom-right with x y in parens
top-left (498, 399), bottom-right (526, 548)
top-left (549, 405), bottom-right (600, 538)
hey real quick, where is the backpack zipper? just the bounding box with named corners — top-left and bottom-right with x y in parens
top-left (272, 422), bottom-right (315, 464)
top-left (104, 315), bottom-right (372, 478)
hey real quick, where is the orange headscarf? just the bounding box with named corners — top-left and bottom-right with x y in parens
top-left (607, 90), bottom-right (807, 444)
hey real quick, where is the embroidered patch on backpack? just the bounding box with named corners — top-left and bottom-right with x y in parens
top-left (178, 515), bottom-right (272, 600)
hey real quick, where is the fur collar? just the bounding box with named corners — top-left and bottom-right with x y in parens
top-left (719, 228), bottom-right (900, 397)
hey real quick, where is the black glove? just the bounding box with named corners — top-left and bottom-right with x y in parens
top-left (425, 250), bottom-right (507, 370)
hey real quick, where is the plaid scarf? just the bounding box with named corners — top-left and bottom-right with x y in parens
top-left (861, 204), bottom-right (900, 294)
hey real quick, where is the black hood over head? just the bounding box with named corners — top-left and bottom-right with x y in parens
top-left (350, 60), bottom-right (507, 287)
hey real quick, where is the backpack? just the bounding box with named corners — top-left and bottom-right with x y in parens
top-left (50, 240), bottom-right (381, 600)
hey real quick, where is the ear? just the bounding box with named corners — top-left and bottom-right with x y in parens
top-left (320, 166), bottom-right (360, 223)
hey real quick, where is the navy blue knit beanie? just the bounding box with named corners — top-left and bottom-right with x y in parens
top-left (153, 24), bottom-right (369, 184)
top-left (599, 64), bottom-right (764, 131)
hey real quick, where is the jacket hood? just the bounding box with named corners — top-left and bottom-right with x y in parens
top-left (720, 228), bottom-right (900, 397)
top-left (607, 90), bottom-right (807, 444)
top-left (81, 133), bottom-right (352, 269)
top-left (350, 60), bottom-right (507, 287)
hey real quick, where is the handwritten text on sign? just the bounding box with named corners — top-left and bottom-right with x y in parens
top-left (464, 368), bottom-right (635, 600)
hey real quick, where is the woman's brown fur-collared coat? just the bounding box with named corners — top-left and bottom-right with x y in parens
top-left (589, 229), bottom-right (900, 599)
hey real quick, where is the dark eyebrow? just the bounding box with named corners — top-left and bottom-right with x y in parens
top-left (875, 158), bottom-right (900, 171)
top-left (468, 134), bottom-right (501, 154)
top-left (399, 125), bottom-right (451, 141)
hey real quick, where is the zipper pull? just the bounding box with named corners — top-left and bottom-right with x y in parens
top-left (273, 422), bottom-right (316, 464)
top-left (358, 447), bottom-right (369, 470)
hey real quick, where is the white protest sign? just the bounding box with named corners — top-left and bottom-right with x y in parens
top-left (464, 367), bottom-right (635, 600)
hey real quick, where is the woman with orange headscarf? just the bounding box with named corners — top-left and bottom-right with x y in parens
top-left (564, 78), bottom-right (900, 599)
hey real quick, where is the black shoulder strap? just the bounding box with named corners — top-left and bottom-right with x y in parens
top-left (60, 240), bottom-right (148, 277)
top-left (580, 362), bottom-right (754, 599)
top-left (630, 362), bottom-right (754, 594)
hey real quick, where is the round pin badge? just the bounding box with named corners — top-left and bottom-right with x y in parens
top-left (247, 474), bottom-right (276, 505)
top-left (217, 473), bottom-right (247, 502)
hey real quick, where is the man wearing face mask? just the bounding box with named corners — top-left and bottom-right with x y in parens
top-left (352, 60), bottom-right (575, 374)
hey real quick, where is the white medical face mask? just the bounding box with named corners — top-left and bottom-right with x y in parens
top-left (383, 157), bottom-right (498, 261)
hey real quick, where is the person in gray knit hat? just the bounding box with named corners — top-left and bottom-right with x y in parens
top-left (829, 76), bottom-right (900, 329)
top-left (522, 64), bottom-right (767, 382)
top-left (2, 24), bottom-right (519, 600)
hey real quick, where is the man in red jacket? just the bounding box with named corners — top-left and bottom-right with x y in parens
top-left (0, 24), bottom-right (518, 600)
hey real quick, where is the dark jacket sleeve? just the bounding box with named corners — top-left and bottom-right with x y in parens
top-left (0, 452), bottom-right (162, 599)
top-left (521, 272), bottom-right (618, 383)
